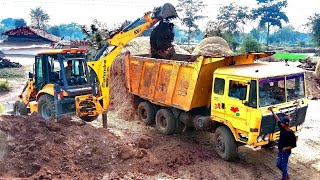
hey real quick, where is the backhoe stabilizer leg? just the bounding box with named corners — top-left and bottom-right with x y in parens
top-left (102, 113), bottom-right (108, 128)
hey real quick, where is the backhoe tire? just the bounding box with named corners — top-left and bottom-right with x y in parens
top-left (13, 100), bottom-right (28, 115)
top-left (214, 126), bottom-right (237, 161)
top-left (155, 109), bottom-right (175, 135)
top-left (80, 115), bottom-right (99, 122)
top-left (38, 94), bottom-right (56, 120)
top-left (138, 101), bottom-right (156, 125)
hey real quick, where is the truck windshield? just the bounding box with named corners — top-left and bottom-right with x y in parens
top-left (259, 76), bottom-right (285, 107)
top-left (286, 73), bottom-right (305, 101)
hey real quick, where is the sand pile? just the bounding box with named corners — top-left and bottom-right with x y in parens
top-left (110, 37), bottom-right (189, 121)
top-left (0, 114), bottom-right (154, 179)
top-left (192, 37), bottom-right (233, 56)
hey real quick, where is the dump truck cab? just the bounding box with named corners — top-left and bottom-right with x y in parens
top-left (211, 63), bottom-right (307, 147)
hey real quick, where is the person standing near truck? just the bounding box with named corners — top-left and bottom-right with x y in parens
top-left (268, 107), bottom-right (297, 180)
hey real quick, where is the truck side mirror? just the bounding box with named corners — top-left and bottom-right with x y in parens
top-left (29, 72), bottom-right (34, 79)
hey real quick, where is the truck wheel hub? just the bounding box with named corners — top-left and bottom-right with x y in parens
top-left (217, 136), bottom-right (225, 152)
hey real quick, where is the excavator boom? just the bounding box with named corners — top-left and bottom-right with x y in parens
top-left (75, 3), bottom-right (178, 126)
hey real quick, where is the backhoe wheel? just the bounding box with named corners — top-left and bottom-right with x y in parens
top-left (80, 115), bottom-right (99, 122)
top-left (214, 126), bottom-right (237, 161)
top-left (13, 100), bottom-right (28, 115)
top-left (38, 94), bottom-right (56, 120)
top-left (155, 109), bottom-right (175, 135)
top-left (138, 101), bottom-right (156, 125)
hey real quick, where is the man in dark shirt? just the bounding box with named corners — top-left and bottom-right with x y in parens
top-left (269, 107), bottom-right (297, 180)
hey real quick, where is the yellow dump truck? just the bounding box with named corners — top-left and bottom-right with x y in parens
top-left (125, 52), bottom-right (308, 160)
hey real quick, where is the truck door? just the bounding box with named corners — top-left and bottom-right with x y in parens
top-left (211, 77), bottom-right (227, 121)
top-left (225, 78), bottom-right (249, 131)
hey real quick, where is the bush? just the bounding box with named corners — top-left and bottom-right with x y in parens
top-left (0, 79), bottom-right (10, 92)
top-left (240, 36), bottom-right (262, 52)
top-left (0, 68), bottom-right (25, 79)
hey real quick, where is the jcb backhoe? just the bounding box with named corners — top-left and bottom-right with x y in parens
top-left (13, 3), bottom-right (178, 127)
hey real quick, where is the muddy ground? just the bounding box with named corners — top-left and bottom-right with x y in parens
top-left (0, 57), bottom-right (319, 179)
top-left (0, 106), bottom-right (320, 180)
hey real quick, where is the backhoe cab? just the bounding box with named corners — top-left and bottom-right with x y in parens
top-left (14, 49), bottom-right (96, 120)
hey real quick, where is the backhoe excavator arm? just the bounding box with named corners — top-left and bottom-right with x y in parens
top-left (75, 3), bottom-right (178, 124)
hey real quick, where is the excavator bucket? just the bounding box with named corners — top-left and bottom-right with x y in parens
top-left (152, 3), bottom-right (178, 20)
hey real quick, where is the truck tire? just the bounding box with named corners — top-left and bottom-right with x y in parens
top-left (38, 94), bottom-right (56, 120)
top-left (214, 126), bottom-right (237, 161)
top-left (155, 109), bottom-right (176, 135)
top-left (13, 100), bottom-right (28, 115)
top-left (80, 115), bottom-right (99, 122)
top-left (138, 101), bottom-right (156, 125)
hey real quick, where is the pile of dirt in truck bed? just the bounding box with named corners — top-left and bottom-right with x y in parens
top-left (109, 37), bottom-right (189, 121)
top-left (192, 37), bottom-right (233, 56)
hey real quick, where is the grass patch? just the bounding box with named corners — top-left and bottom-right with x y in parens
top-left (0, 68), bottom-right (25, 79)
top-left (274, 53), bottom-right (309, 61)
top-left (0, 79), bottom-right (11, 92)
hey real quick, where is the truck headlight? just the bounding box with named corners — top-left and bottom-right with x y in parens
top-left (257, 135), bottom-right (263, 142)
top-left (263, 135), bottom-right (269, 141)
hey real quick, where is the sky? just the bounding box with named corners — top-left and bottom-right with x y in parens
top-left (0, 0), bottom-right (319, 32)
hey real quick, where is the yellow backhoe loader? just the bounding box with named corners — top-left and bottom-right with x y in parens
top-left (13, 3), bottom-right (178, 128)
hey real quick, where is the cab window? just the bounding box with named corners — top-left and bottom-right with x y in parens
top-left (214, 78), bottom-right (225, 95)
top-left (228, 80), bottom-right (247, 100)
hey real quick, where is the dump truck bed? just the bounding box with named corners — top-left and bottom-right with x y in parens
top-left (125, 52), bottom-right (273, 111)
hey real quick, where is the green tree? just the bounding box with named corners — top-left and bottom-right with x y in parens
top-left (14, 18), bottom-right (27, 28)
top-left (307, 13), bottom-right (320, 47)
top-left (240, 35), bottom-right (262, 52)
top-left (176, 0), bottom-right (206, 46)
top-left (204, 3), bottom-right (249, 50)
top-left (252, 0), bottom-right (289, 49)
top-left (217, 3), bottom-right (249, 33)
top-left (0, 18), bottom-right (15, 30)
top-left (48, 25), bottom-right (61, 37)
top-left (30, 7), bottom-right (50, 29)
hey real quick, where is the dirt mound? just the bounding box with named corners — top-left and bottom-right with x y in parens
top-left (298, 57), bottom-right (318, 71)
top-left (0, 114), bottom-right (231, 179)
top-left (0, 114), bottom-right (119, 179)
top-left (110, 37), bottom-right (189, 121)
top-left (192, 37), bottom-right (233, 56)
top-left (0, 114), bottom-right (166, 179)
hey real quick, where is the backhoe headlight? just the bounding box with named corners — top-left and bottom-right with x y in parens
top-left (257, 135), bottom-right (263, 142)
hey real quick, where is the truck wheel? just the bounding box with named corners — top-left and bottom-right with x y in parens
top-left (38, 94), bottom-right (56, 120)
top-left (214, 126), bottom-right (237, 161)
top-left (13, 100), bottom-right (28, 115)
top-left (80, 115), bottom-right (99, 122)
top-left (155, 109), bottom-right (176, 135)
top-left (138, 101), bottom-right (156, 125)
